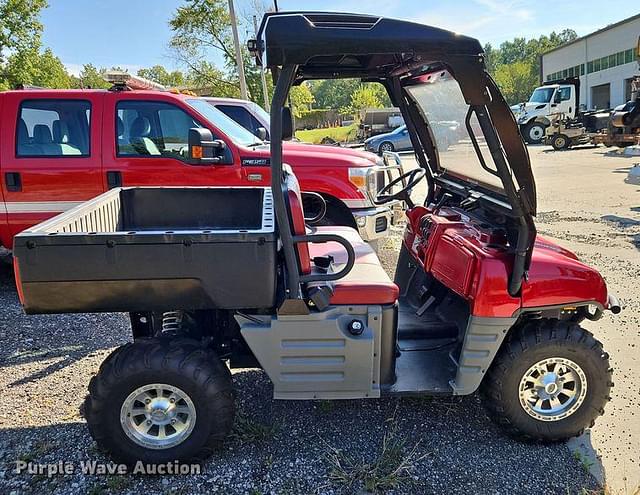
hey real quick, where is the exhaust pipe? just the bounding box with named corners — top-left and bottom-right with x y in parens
top-left (607, 293), bottom-right (622, 314)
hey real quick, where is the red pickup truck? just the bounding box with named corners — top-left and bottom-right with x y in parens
top-left (0, 87), bottom-right (400, 253)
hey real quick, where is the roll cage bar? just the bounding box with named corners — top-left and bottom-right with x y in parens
top-left (253, 11), bottom-right (537, 303)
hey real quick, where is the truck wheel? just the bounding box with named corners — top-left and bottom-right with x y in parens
top-left (551, 134), bottom-right (570, 150)
top-left (481, 320), bottom-right (611, 442)
top-left (523, 122), bottom-right (545, 144)
top-left (378, 141), bottom-right (395, 154)
top-left (83, 337), bottom-right (234, 464)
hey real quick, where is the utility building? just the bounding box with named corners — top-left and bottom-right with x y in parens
top-left (541, 14), bottom-right (639, 110)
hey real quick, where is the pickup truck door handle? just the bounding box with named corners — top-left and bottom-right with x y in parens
top-left (5, 172), bottom-right (22, 192)
top-left (106, 171), bottom-right (122, 189)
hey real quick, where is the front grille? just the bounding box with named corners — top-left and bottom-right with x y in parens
top-left (375, 216), bottom-right (388, 233)
top-left (375, 170), bottom-right (386, 193)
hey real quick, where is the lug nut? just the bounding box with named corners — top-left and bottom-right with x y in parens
top-left (146, 420), bottom-right (152, 425)
top-left (171, 419), bottom-right (176, 424)
top-left (170, 398), bottom-right (175, 403)
top-left (145, 399), bottom-right (151, 404)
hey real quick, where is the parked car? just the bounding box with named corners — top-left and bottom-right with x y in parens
top-left (0, 85), bottom-right (402, 254)
top-left (364, 122), bottom-right (461, 154)
top-left (364, 124), bottom-right (411, 154)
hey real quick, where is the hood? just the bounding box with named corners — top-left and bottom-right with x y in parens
top-left (249, 141), bottom-right (380, 168)
top-left (522, 235), bottom-right (608, 308)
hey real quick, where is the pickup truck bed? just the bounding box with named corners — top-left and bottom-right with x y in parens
top-left (13, 187), bottom-right (277, 313)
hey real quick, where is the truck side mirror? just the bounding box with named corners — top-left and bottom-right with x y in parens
top-left (282, 107), bottom-right (293, 141)
top-left (554, 93), bottom-right (562, 104)
top-left (188, 127), bottom-right (227, 165)
top-left (256, 126), bottom-right (268, 141)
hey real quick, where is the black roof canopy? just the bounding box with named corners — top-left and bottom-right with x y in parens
top-left (255, 12), bottom-right (484, 79)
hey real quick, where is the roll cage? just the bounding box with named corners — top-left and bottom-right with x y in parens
top-left (251, 11), bottom-right (537, 302)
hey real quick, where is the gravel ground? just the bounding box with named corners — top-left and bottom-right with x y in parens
top-left (1, 145), bottom-right (636, 495)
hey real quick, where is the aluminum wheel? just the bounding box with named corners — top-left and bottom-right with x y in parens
top-left (120, 383), bottom-right (196, 449)
top-left (518, 357), bottom-right (587, 421)
top-left (379, 142), bottom-right (394, 153)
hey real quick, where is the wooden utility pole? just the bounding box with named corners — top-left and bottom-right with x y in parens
top-left (228, 0), bottom-right (248, 100)
top-left (253, 15), bottom-right (270, 110)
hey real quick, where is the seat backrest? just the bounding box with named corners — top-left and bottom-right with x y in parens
top-left (32, 124), bottom-right (61, 155)
top-left (52, 120), bottom-right (82, 155)
top-left (284, 172), bottom-right (311, 275)
top-left (129, 117), bottom-right (161, 155)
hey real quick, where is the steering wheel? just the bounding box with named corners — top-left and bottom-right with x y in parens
top-left (373, 168), bottom-right (426, 208)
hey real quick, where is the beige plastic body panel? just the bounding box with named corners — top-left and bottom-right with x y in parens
top-left (237, 306), bottom-right (382, 399)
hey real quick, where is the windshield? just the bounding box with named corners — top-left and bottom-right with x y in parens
top-left (186, 98), bottom-right (263, 147)
top-left (529, 87), bottom-right (555, 103)
top-left (404, 71), bottom-right (505, 193)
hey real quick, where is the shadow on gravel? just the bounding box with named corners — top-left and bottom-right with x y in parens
top-left (0, 372), bottom-right (603, 495)
top-left (0, 263), bottom-right (604, 494)
top-left (601, 214), bottom-right (640, 250)
top-left (0, 262), bottom-right (129, 386)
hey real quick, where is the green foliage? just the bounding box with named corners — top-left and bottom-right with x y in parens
top-left (487, 29), bottom-right (578, 105)
top-left (70, 64), bottom-right (111, 89)
top-left (309, 79), bottom-right (361, 109)
top-left (344, 84), bottom-right (384, 115)
top-left (0, 0), bottom-right (47, 64)
top-left (137, 65), bottom-right (189, 87)
top-left (295, 124), bottom-right (357, 145)
top-left (493, 61), bottom-right (540, 106)
top-left (289, 83), bottom-right (314, 118)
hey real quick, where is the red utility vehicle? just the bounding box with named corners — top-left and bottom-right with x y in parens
top-left (0, 84), bottom-right (399, 252)
top-left (13, 12), bottom-right (620, 465)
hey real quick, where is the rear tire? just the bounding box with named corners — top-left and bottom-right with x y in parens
top-left (523, 122), bottom-right (545, 144)
top-left (83, 337), bottom-right (234, 464)
top-left (481, 319), bottom-right (611, 442)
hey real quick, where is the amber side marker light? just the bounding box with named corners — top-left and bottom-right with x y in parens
top-left (192, 146), bottom-right (203, 159)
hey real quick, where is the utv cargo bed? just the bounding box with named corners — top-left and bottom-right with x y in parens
top-left (14, 187), bottom-right (277, 313)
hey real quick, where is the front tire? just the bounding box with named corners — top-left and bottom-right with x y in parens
top-left (84, 337), bottom-right (235, 464)
top-left (481, 320), bottom-right (611, 442)
top-left (551, 134), bottom-right (570, 150)
top-left (523, 122), bottom-right (546, 144)
top-left (378, 141), bottom-right (395, 154)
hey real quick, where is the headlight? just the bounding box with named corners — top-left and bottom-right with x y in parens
top-left (349, 167), bottom-right (377, 200)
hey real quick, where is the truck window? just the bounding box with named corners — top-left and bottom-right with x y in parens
top-left (216, 104), bottom-right (264, 137)
top-left (116, 101), bottom-right (202, 161)
top-left (16, 99), bottom-right (91, 157)
top-left (557, 87), bottom-right (572, 102)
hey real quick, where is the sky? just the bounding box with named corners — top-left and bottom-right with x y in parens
top-left (40, 0), bottom-right (640, 76)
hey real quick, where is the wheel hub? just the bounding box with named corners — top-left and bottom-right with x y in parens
top-left (120, 383), bottom-right (196, 449)
top-left (518, 357), bottom-right (587, 421)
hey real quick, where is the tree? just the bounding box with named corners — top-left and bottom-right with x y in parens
top-left (493, 61), bottom-right (539, 105)
top-left (486, 29), bottom-right (578, 105)
top-left (137, 65), bottom-right (189, 87)
top-left (309, 79), bottom-right (360, 110)
top-left (344, 85), bottom-right (384, 115)
top-left (0, 0), bottom-right (48, 89)
top-left (70, 64), bottom-right (111, 89)
top-left (289, 83), bottom-right (314, 119)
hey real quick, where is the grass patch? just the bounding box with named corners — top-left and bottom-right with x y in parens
top-left (573, 450), bottom-right (595, 473)
top-left (231, 412), bottom-right (278, 444)
top-left (324, 410), bottom-right (428, 493)
top-left (295, 124), bottom-right (358, 144)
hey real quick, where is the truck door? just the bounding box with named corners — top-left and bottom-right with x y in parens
top-left (0, 92), bottom-right (104, 240)
top-left (554, 86), bottom-right (575, 117)
top-left (102, 93), bottom-right (243, 189)
top-left (0, 95), bottom-right (8, 249)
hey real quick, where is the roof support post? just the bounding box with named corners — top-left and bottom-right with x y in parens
top-left (270, 64), bottom-right (301, 299)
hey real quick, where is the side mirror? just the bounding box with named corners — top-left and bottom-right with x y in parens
top-left (188, 127), bottom-right (226, 165)
top-left (553, 93), bottom-right (562, 104)
top-left (282, 107), bottom-right (293, 141)
top-left (255, 126), bottom-right (268, 141)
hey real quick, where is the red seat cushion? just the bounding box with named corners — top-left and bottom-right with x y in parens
top-left (308, 226), bottom-right (399, 305)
